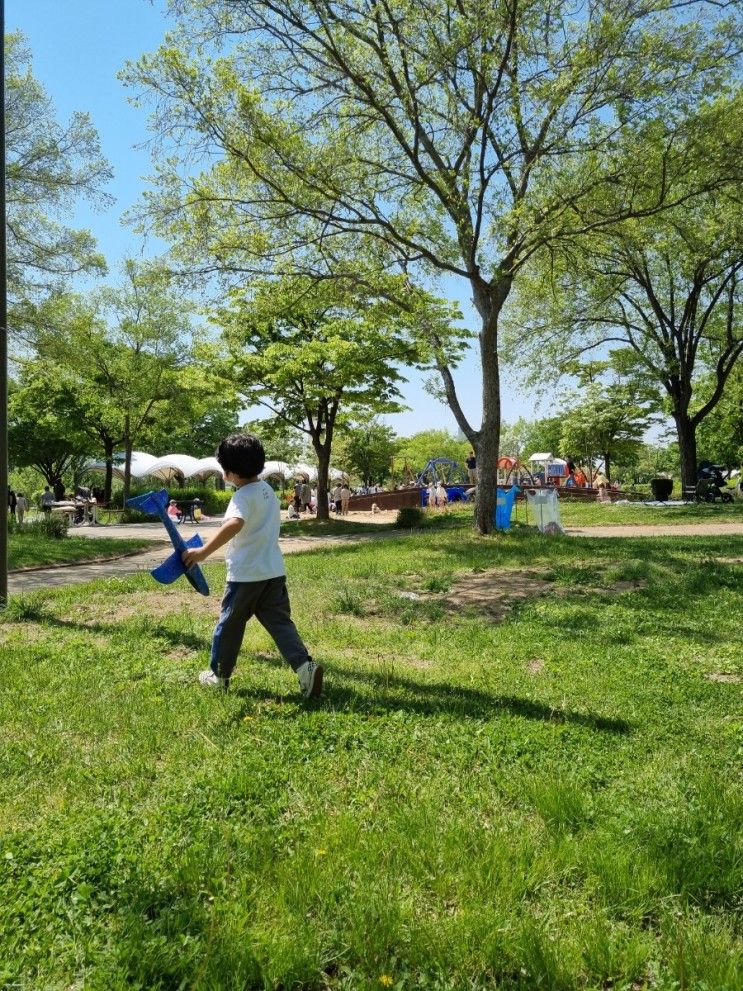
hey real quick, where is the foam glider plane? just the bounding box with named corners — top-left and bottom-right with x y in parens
top-left (125, 489), bottom-right (210, 596)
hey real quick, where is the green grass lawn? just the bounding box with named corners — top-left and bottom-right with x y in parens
top-left (9, 532), bottom-right (156, 571)
top-left (429, 498), bottom-right (743, 529)
top-left (1, 530), bottom-right (742, 989)
top-left (555, 497), bottom-right (743, 527)
top-left (281, 516), bottom-right (394, 537)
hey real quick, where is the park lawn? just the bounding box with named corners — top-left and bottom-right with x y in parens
top-left (281, 516), bottom-right (394, 537)
top-left (555, 498), bottom-right (743, 527)
top-left (1, 530), bottom-right (742, 990)
top-left (433, 499), bottom-right (743, 529)
top-left (8, 532), bottom-right (157, 571)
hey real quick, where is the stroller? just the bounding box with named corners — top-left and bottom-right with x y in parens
top-left (696, 462), bottom-right (734, 503)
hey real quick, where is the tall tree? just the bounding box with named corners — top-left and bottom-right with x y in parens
top-left (124, 0), bottom-right (741, 531)
top-left (34, 265), bottom-right (195, 502)
top-left (558, 383), bottom-right (654, 482)
top-left (335, 421), bottom-right (398, 489)
top-left (694, 364), bottom-right (743, 471)
top-left (211, 277), bottom-right (443, 519)
top-left (8, 370), bottom-right (90, 489)
top-left (6, 32), bottom-right (111, 338)
top-left (507, 174), bottom-right (743, 488)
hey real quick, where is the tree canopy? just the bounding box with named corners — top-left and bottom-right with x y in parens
top-left (6, 32), bottom-right (111, 338)
top-left (124, 0), bottom-right (742, 530)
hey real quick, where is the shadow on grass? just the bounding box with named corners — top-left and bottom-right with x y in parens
top-left (229, 657), bottom-right (631, 734)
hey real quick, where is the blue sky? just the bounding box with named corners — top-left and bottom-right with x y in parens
top-left (9, 0), bottom-right (533, 439)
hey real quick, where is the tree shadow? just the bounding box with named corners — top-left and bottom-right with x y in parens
top-left (229, 664), bottom-right (631, 735)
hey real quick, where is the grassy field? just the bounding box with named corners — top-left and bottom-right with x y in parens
top-left (553, 498), bottom-right (743, 528)
top-left (1, 530), bottom-right (742, 990)
top-left (411, 499), bottom-right (743, 530)
top-left (282, 500), bottom-right (743, 535)
top-left (9, 532), bottom-right (156, 571)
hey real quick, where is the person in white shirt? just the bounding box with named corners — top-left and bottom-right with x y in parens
top-left (15, 492), bottom-right (28, 524)
top-left (340, 483), bottom-right (351, 515)
top-left (182, 433), bottom-right (323, 698)
top-left (436, 481), bottom-right (448, 508)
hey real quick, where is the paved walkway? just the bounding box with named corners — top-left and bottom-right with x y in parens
top-left (9, 519), bottom-right (743, 594)
top-left (8, 521), bottom-right (397, 593)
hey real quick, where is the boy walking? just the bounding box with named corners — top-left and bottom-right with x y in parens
top-left (182, 433), bottom-right (323, 697)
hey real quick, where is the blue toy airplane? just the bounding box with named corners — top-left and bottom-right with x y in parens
top-left (125, 489), bottom-right (210, 596)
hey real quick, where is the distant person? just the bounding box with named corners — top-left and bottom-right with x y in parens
top-left (181, 432), bottom-right (322, 697)
top-left (40, 486), bottom-right (54, 515)
top-left (436, 481), bottom-right (448, 508)
top-left (466, 451), bottom-right (477, 484)
top-left (53, 478), bottom-right (65, 501)
top-left (340, 482), bottom-right (351, 515)
top-left (300, 480), bottom-right (312, 512)
top-left (331, 483), bottom-right (342, 513)
top-left (15, 493), bottom-right (28, 524)
top-left (167, 499), bottom-right (183, 523)
top-left (427, 481), bottom-right (436, 509)
top-left (7, 488), bottom-right (16, 521)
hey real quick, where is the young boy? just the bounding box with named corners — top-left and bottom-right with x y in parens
top-left (182, 433), bottom-right (323, 698)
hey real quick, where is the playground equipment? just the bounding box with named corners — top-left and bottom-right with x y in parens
top-left (527, 453), bottom-right (568, 485)
top-left (496, 456), bottom-right (538, 488)
top-left (415, 458), bottom-right (469, 487)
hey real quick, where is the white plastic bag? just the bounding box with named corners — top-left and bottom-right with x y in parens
top-left (526, 488), bottom-right (564, 534)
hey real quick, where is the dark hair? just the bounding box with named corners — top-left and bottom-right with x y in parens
top-left (217, 433), bottom-right (266, 479)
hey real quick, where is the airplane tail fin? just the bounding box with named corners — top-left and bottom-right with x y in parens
top-left (125, 489), bottom-right (169, 516)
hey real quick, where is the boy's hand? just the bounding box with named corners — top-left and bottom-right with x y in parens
top-left (182, 547), bottom-right (206, 569)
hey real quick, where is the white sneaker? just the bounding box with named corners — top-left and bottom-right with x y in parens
top-left (199, 669), bottom-right (229, 689)
top-left (297, 659), bottom-right (324, 699)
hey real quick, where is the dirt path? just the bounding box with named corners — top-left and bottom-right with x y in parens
top-left (8, 519), bottom-right (743, 594)
top-left (565, 523), bottom-right (743, 538)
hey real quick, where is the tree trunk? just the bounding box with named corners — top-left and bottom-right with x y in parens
top-left (675, 413), bottom-right (698, 490)
top-left (122, 419), bottom-right (133, 505)
top-left (603, 452), bottom-right (612, 483)
top-left (103, 438), bottom-right (115, 505)
top-left (473, 280), bottom-right (508, 534)
top-left (313, 438), bottom-right (331, 521)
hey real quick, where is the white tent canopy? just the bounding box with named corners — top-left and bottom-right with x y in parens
top-left (85, 452), bottom-right (343, 485)
top-left (84, 452), bottom-right (223, 483)
top-left (528, 453), bottom-right (567, 465)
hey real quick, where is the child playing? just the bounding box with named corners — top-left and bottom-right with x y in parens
top-left (182, 433), bottom-right (323, 698)
top-left (167, 499), bottom-right (183, 523)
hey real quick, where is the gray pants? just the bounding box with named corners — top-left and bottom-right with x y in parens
top-left (210, 577), bottom-right (309, 680)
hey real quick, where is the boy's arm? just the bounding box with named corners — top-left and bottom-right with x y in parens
top-left (182, 516), bottom-right (243, 568)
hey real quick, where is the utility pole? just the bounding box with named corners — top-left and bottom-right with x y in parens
top-left (0, 0), bottom-right (8, 607)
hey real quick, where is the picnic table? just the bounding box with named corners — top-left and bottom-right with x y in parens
top-left (174, 500), bottom-right (203, 523)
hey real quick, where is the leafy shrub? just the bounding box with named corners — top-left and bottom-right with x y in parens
top-left (23, 515), bottom-right (69, 539)
top-left (1, 592), bottom-right (50, 622)
top-left (111, 486), bottom-right (233, 516)
top-left (119, 508), bottom-right (152, 525)
top-left (395, 506), bottom-right (424, 528)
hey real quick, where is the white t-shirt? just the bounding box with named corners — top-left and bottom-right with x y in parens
top-left (223, 480), bottom-right (285, 582)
